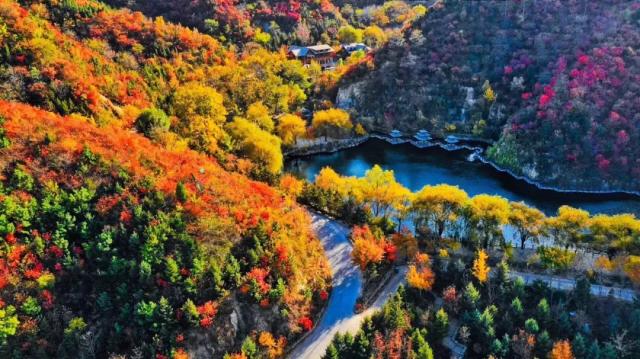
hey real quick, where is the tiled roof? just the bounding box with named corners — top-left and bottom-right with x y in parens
top-left (307, 44), bottom-right (333, 53)
top-left (288, 45), bottom-right (309, 58)
top-left (288, 44), bottom-right (335, 59)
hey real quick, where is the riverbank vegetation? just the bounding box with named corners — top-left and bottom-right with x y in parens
top-left (299, 165), bottom-right (640, 287)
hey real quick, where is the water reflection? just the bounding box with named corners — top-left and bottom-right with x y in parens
top-left (286, 138), bottom-right (640, 216)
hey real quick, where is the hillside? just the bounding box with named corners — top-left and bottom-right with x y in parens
top-left (1, 0), bottom-right (639, 357)
top-left (337, 0), bottom-right (640, 191)
top-left (0, 0), bottom-right (352, 356)
top-left (99, 0), bottom-right (426, 46)
top-left (0, 100), bottom-right (331, 357)
top-left (1, 0), bottom-right (326, 177)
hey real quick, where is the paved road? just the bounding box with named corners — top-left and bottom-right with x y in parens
top-left (289, 214), bottom-right (637, 359)
top-left (510, 271), bottom-right (637, 302)
top-left (288, 212), bottom-right (407, 359)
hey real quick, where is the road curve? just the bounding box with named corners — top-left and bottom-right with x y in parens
top-left (288, 212), bottom-right (407, 359)
top-left (288, 212), bottom-right (638, 359)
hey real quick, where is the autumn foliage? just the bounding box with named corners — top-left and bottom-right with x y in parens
top-left (0, 100), bottom-right (330, 356)
top-left (472, 249), bottom-right (490, 284)
top-left (351, 225), bottom-right (395, 271)
top-left (406, 253), bottom-right (435, 291)
top-left (549, 340), bottom-right (574, 359)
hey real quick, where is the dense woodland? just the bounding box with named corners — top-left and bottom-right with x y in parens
top-left (0, 0), bottom-right (638, 358)
top-left (325, 257), bottom-right (640, 358)
top-left (339, 0), bottom-right (640, 191)
top-left (0, 100), bottom-right (334, 357)
top-left (99, 0), bottom-right (425, 47)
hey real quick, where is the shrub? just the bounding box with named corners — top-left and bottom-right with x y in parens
top-left (537, 247), bottom-right (576, 271)
top-left (134, 108), bottom-right (170, 137)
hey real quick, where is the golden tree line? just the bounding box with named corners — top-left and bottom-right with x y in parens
top-left (310, 165), bottom-right (640, 284)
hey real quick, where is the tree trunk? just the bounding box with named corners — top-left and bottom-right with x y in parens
top-left (437, 221), bottom-right (445, 238)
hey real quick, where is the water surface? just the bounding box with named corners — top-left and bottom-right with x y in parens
top-left (286, 139), bottom-right (640, 216)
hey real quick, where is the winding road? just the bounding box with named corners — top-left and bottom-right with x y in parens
top-left (288, 212), bottom-right (407, 359)
top-left (289, 213), bottom-right (638, 359)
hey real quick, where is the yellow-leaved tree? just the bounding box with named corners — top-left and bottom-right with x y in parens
top-left (412, 184), bottom-right (468, 238)
top-left (509, 201), bottom-right (546, 250)
top-left (311, 108), bottom-right (353, 139)
top-left (276, 113), bottom-right (306, 146)
top-left (206, 47), bottom-right (309, 114)
top-left (589, 213), bottom-right (640, 256)
top-left (315, 167), bottom-right (347, 196)
top-left (338, 25), bottom-right (363, 44)
top-left (246, 102), bottom-right (274, 132)
top-left (472, 249), bottom-right (490, 284)
top-left (359, 165), bottom-right (411, 219)
top-left (172, 83), bottom-right (228, 153)
top-left (547, 206), bottom-right (590, 250)
top-left (363, 25), bottom-right (386, 47)
top-left (468, 194), bottom-right (510, 248)
top-left (227, 117), bottom-right (283, 174)
top-left (484, 86), bottom-right (496, 102)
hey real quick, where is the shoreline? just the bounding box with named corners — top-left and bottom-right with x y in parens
top-left (286, 133), bottom-right (640, 199)
top-left (283, 136), bottom-right (369, 157)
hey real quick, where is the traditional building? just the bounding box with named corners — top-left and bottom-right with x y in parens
top-left (287, 44), bottom-right (336, 69)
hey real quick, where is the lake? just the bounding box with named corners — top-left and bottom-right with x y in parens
top-left (285, 138), bottom-right (640, 216)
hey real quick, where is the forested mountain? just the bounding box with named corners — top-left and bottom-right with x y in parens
top-left (99, 0), bottom-right (424, 46)
top-left (0, 100), bottom-right (331, 357)
top-left (0, 0), bottom-right (639, 358)
top-left (0, 0), bottom-right (342, 356)
top-left (0, 0), bottom-right (428, 355)
top-left (338, 0), bottom-right (640, 191)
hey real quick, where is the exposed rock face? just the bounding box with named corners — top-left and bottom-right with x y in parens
top-left (285, 136), bottom-right (369, 157)
top-left (185, 296), bottom-right (286, 358)
top-left (336, 81), bottom-right (366, 110)
top-left (462, 87), bottom-right (476, 109)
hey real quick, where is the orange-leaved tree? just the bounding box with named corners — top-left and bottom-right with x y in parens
top-left (406, 252), bottom-right (435, 291)
top-left (351, 225), bottom-right (385, 271)
top-left (549, 340), bottom-right (574, 359)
